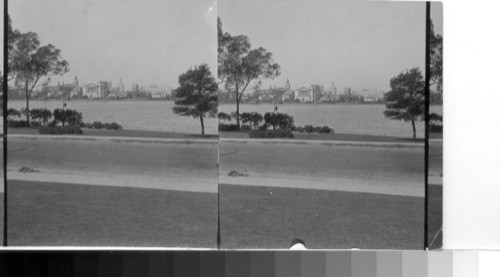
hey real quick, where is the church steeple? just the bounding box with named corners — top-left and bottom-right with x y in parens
top-left (73, 76), bottom-right (79, 88)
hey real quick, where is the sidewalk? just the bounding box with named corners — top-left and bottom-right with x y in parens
top-left (8, 168), bottom-right (218, 193)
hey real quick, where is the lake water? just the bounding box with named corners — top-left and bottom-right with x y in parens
top-left (9, 100), bottom-right (432, 137)
top-left (9, 100), bottom-right (218, 135)
top-left (219, 103), bottom-right (426, 138)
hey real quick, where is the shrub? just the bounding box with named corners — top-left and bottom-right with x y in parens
top-left (240, 112), bottom-right (263, 129)
top-left (218, 123), bottom-right (240, 132)
top-left (249, 129), bottom-right (294, 139)
top-left (7, 108), bottom-right (21, 120)
top-left (83, 121), bottom-right (123, 130)
top-left (52, 109), bottom-right (83, 126)
top-left (39, 125), bottom-right (83, 135)
top-left (8, 120), bottom-right (31, 128)
top-left (303, 125), bottom-right (315, 133)
top-left (91, 121), bottom-right (104, 129)
top-left (240, 125), bottom-right (251, 131)
top-left (430, 124), bottom-right (443, 133)
top-left (319, 126), bottom-right (333, 133)
top-left (297, 125), bottom-right (334, 134)
top-left (30, 108), bottom-right (53, 126)
top-left (217, 112), bottom-right (232, 122)
top-left (106, 122), bottom-right (123, 130)
top-left (263, 112), bottom-right (295, 130)
top-left (258, 124), bottom-right (268, 131)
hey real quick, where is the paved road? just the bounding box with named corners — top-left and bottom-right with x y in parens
top-left (219, 141), bottom-right (426, 196)
top-left (7, 137), bottom-right (218, 193)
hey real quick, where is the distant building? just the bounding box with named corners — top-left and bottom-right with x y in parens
top-left (311, 85), bottom-right (324, 102)
top-left (83, 81), bottom-right (110, 99)
top-left (70, 76), bottom-right (83, 98)
top-left (132, 84), bottom-right (139, 92)
top-left (42, 81), bottom-right (74, 99)
top-left (344, 87), bottom-right (351, 96)
top-left (295, 86), bottom-right (314, 102)
top-left (282, 79), bottom-right (295, 102)
top-left (117, 78), bottom-right (125, 92)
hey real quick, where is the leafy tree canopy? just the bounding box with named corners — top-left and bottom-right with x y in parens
top-left (172, 64), bottom-right (218, 135)
top-left (430, 21), bottom-right (443, 93)
top-left (384, 67), bottom-right (425, 139)
top-left (217, 17), bottom-right (280, 128)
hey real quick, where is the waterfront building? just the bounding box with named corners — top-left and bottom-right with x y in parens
top-left (117, 78), bottom-right (125, 92)
top-left (83, 81), bottom-right (110, 99)
top-left (282, 79), bottom-right (295, 102)
top-left (311, 85), bottom-right (324, 102)
top-left (295, 86), bottom-right (314, 102)
top-left (42, 81), bottom-right (74, 99)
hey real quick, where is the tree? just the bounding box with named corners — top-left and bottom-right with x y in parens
top-left (240, 112), bottom-right (263, 129)
top-left (218, 18), bottom-right (280, 128)
top-left (263, 112), bottom-right (294, 131)
top-left (429, 113), bottom-right (443, 126)
top-left (384, 68), bottom-right (425, 139)
top-left (30, 108), bottom-right (53, 126)
top-left (53, 109), bottom-right (83, 126)
top-left (172, 64), bottom-right (218, 135)
top-left (218, 112), bottom-right (232, 122)
top-left (429, 21), bottom-right (443, 93)
top-left (9, 30), bottom-right (69, 124)
top-left (7, 108), bottom-right (21, 121)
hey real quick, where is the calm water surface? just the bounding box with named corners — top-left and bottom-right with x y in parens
top-left (10, 101), bottom-right (434, 137)
top-left (9, 100), bottom-right (218, 135)
top-left (220, 103), bottom-right (426, 138)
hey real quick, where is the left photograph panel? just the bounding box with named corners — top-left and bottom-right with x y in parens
top-left (6, 0), bottom-right (219, 247)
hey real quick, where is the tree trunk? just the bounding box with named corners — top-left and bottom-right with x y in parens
top-left (200, 115), bottom-right (205, 135)
top-left (411, 119), bottom-right (416, 140)
top-left (236, 92), bottom-right (240, 129)
top-left (25, 86), bottom-right (30, 124)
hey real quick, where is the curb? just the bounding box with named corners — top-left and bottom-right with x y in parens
top-left (8, 134), bottom-right (218, 145)
top-left (219, 137), bottom-right (424, 148)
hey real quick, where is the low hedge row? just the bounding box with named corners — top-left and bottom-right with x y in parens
top-left (249, 129), bottom-right (294, 139)
top-left (83, 121), bottom-right (123, 130)
top-left (39, 125), bottom-right (83, 135)
top-left (218, 124), bottom-right (251, 132)
top-left (8, 120), bottom-right (40, 128)
top-left (430, 124), bottom-right (443, 133)
top-left (295, 125), bottom-right (334, 133)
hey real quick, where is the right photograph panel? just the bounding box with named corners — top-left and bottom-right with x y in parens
top-left (218, 0), bottom-right (439, 249)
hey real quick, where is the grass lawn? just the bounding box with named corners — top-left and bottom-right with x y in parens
top-left (7, 180), bottom-right (217, 247)
top-left (8, 128), bottom-right (218, 140)
top-left (219, 184), bottom-right (427, 249)
top-left (429, 132), bottom-right (443, 139)
top-left (220, 131), bottom-right (424, 143)
top-left (428, 185), bottom-right (443, 249)
top-left (0, 192), bottom-right (3, 246)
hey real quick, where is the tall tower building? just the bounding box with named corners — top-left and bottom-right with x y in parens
top-left (285, 79), bottom-right (291, 92)
top-left (73, 76), bottom-right (79, 89)
top-left (118, 78), bottom-right (125, 92)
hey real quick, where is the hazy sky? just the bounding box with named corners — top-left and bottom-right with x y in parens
top-left (8, 0), bottom-right (217, 90)
top-left (219, 0), bottom-right (443, 94)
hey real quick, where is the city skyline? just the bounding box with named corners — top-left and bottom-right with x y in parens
top-left (8, 0), bottom-right (217, 89)
top-left (219, 0), bottom-right (443, 92)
